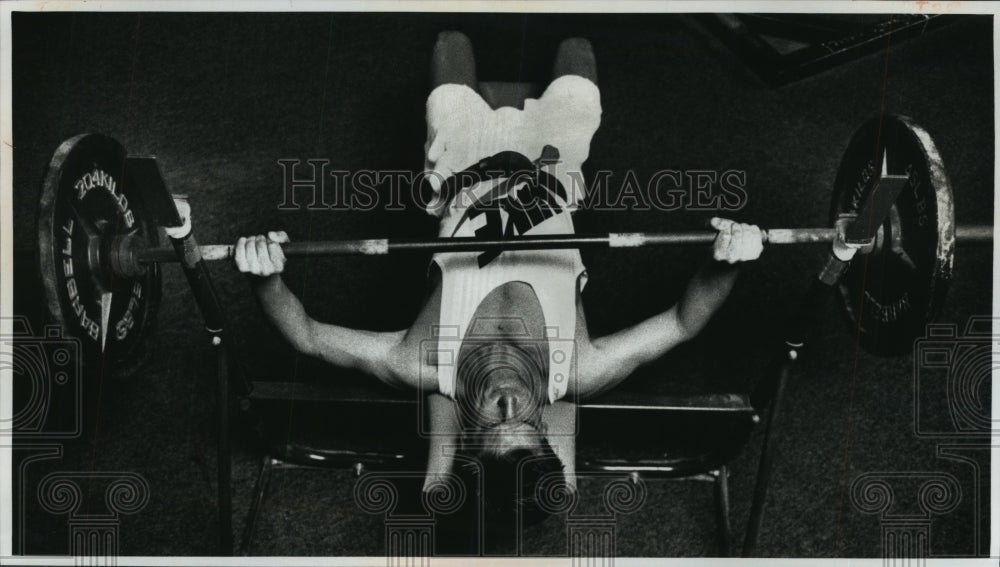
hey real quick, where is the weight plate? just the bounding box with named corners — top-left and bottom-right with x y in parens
top-left (830, 115), bottom-right (955, 355)
top-left (38, 134), bottom-right (162, 376)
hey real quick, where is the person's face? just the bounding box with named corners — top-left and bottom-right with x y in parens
top-left (457, 343), bottom-right (546, 437)
top-left (474, 366), bottom-right (542, 428)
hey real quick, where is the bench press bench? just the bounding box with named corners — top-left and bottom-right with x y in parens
top-left (240, 372), bottom-right (758, 556)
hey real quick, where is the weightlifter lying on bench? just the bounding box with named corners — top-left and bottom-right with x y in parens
top-left (232, 33), bottom-right (764, 522)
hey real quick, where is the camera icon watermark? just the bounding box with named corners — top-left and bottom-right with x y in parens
top-left (0, 317), bottom-right (82, 439)
top-left (418, 317), bottom-right (578, 439)
top-left (912, 317), bottom-right (998, 438)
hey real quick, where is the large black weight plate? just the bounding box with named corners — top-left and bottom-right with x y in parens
top-left (830, 115), bottom-right (955, 355)
top-left (38, 134), bottom-right (162, 376)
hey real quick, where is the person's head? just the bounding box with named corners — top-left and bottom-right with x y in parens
top-left (453, 341), bottom-right (569, 524)
top-left (454, 427), bottom-right (567, 526)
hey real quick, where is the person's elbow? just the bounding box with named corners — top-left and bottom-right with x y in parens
top-left (292, 318), bottom-right (322, 358)
top-left (357, 331), bottom-right (410, 388)
top-left (674, 303), bottom-right (710, 343)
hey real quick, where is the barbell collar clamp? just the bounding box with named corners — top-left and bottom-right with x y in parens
top-left (817, 253), bottom-right (851, 286)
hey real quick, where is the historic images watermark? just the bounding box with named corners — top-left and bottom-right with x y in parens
top-left (2, 317), bottom-right (148, 566)
top-left (849, 317), bottom-right (997, 563)
top-left (0, 317), bottom-right (82, 440)
top-left (351, 469), bottom-right (648, 564)
top-left (912, 318), bottom-right (998, 439)
top-left (38, 471), bottom-right (151, 567)
top-left (274, 160), bottom-right (749, 214)
top-left (353, 470), bottom-right (466, 563)
top-left (850, 471), bottom-right (962, 564)
top-left (2, 317), bottom-right (83, 556)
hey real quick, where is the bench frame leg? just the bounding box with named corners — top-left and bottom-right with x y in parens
top-left (239, 456), bottom-right (275, 556)
top-left (714, 466), bottom-right (732, 556)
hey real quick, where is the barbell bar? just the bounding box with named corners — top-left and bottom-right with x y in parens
top-left (130, 225), bottom-right (992, 266)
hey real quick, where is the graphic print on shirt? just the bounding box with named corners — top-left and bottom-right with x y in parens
top-left (448, 146), bottom-right (568, 267)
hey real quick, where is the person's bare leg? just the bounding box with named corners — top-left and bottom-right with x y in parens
top-left (552, 37), bottom-right (597, 84)
top-left (431, 31), bottom-right (477, 90)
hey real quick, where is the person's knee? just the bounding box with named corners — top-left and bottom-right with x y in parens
top-left (558, 37), bottom-right (593, 58)
top-left (435, 31), bottom-right (473, 55)
top-left (554, 37), bottom-right (597, 83)
top-left (432, 31), bottom-right (476, 89)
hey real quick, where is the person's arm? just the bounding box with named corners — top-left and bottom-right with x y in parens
top-left (423, 393), bottom-right (460, 492)
top-left (540, 401), bottom-right (577, 491)
top-left (573, 218), bottom-right (763, 399)
top-left (236, 232), bottom-right (410, 388)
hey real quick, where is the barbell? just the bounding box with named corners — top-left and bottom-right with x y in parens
top-left (37, 115), bottom-right (993, 373)
top-left (130, 225), bottom-right (991, 264)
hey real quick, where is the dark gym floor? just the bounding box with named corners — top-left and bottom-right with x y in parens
top-left (10, 11), bottom-right (994, 558)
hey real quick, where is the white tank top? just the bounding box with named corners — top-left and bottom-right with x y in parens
top-left (423, 75), bottom-right (602, 403)
top-left (432, 208), bottom-right (587, 404)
